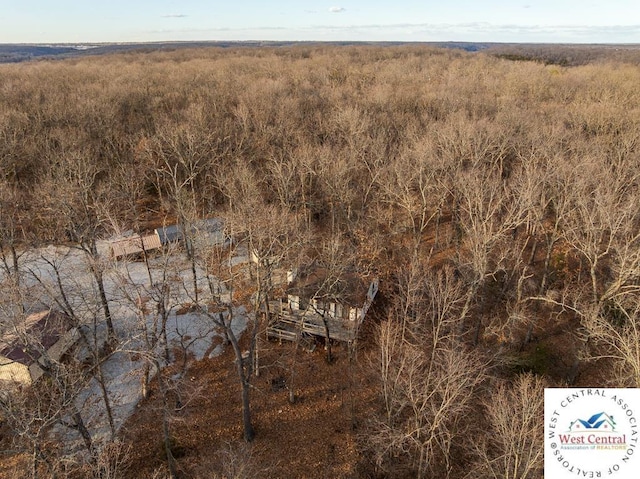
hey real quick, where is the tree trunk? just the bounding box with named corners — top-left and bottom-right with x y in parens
top-left (185, 235), bottom-right (199, 304)
top-left (190, 255), bottom-right (199, 304)
top-left (161, 307), bottom-right (171, 363)
top-left (157, 364), bottom-right (178, 479)
top-left (241, 379), bottom-right (255, 442)
top-left (76, 315), bottom-right (116, 438)
top-left (527, 238), bottom-right (538, 267)
top-left (590, 262), bottom-right (599, 304)
top-left (141, 362), bottom-right (150, 399)
top-left (458, 282), bottom-right (479, 329)
top-left (11, 244), bottom-right (20, 285)
top-left (95, 363), bottom-right (116, 438)
top-left (31, 443), bottom-right (40, 479)
top-left (71, 410), bottom-right (94, 458)
top-left (89, 238), bottom-right (115, 340)
top-left (222, 312), bottom-right (256, 442)
top-left (539, 234), bottom-right (556, 294)
top-left (322, 315), bottom-right (333, 364)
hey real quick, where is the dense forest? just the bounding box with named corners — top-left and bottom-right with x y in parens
top-left (1, 44), bottom-right (640, 478)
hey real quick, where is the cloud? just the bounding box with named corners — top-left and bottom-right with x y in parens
top-left (329, 7), bottom-right (346, 13)
top-left (161, 14), bottom-right (188, 18)
top-left (305, 21), bottom-right (640, 40)
top-left (145, 22), bottom-right (640, 44)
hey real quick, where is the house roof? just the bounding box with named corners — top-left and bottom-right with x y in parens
top-left (0, 310), bottom-right (73, 366)
top-left (286, 268), bottom-right (369, 307)
top-left (155, 218), bottom-right (225, 245)
top-left (156, 224), bottom-right (182, 244)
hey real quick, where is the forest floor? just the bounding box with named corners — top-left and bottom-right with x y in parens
top-left (120, 334), bottom-right (380, 479)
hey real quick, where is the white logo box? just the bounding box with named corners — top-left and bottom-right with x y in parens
top-left (545, 388), bottom-right (640, 479)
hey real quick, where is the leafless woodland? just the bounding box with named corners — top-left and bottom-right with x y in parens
top-left (2, 44), bottom-right (640, 478)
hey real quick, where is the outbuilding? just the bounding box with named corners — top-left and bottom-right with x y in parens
top-left (109, 233), bottom-right (163, 259)
top-left (0, 310), bottom-right (79, 386)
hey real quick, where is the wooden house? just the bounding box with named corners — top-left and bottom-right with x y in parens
top-left (0, 310), bottom-right (79, 386)
top-left (267, 268), bottom-right (378, 344)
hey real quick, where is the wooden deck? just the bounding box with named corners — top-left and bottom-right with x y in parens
top-left (266, 303), bottom-right (359, 343)
top-left (109, 234), bottom-right (162, 259)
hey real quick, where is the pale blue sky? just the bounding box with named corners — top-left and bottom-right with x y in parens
top-left (0, 1), bottom-right (638, 44)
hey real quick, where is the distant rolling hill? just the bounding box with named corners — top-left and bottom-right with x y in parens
top-left (0, 41), bottom-right (495, 64)
top-left (0, 44), bottom-right (85, 62)
top-left (0, 42), bottom-right (266, 63)
top-left (1, 41), bottom-right (638, 65)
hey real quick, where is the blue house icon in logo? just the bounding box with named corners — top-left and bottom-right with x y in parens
top-left (568, 412), bottom-right (616, 432)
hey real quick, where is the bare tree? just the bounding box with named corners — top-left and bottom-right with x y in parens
top-left (88, 439), bottom-right (132, 479)
top-left (582, 300), bottom-right (640, 388)
top-left (369, 266), bottom-right (485, 478)
top-left (378, 138), bottom-right (446, 257)
top-left (146, 122), bottom-right (214, 304)
top-left (199, 183), bottom-right (304, 439)
top-left (195, 228), bottom-right (258, 442)
top-left (561, 159), bottom-right (640, 305)
top-left (193, 442), bottom-right (263, 479)
top-left (43, 151), bottom-right (117, 341)
top-left (1, 372), bottom-right (72, 478)
top-left (0, 182), bottom-right (31, 295)
top-left (24, 249), bottom-right (119, 440)
top-left (516, 153), bottom-right (572, 295)
top-left (452, 168), bottom-right (526, 343)
top-left (0, 304), bottom-right (97, 476)
top-left (467, 373), bottom-right (545, 479)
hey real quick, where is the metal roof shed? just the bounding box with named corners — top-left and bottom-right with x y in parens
top-left (155, 218), bottom-right (227, 246)
top-left (155, 224), bottom-right (183, 245)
